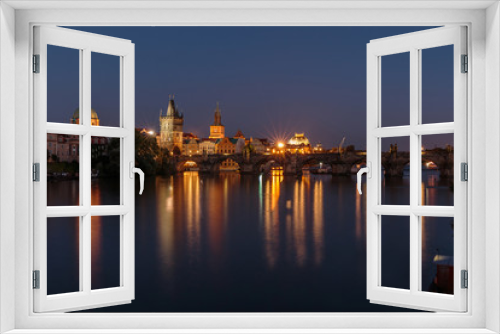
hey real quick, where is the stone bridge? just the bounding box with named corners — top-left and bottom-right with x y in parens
top-left (170, 147), bottom-right (453, 177)
top-left (171, 152), bottom-right (364, 175)
top-left (381, 147), bottom-right (454, 177)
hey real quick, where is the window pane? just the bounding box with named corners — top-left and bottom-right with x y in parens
top-left (47, 45), bottom-right (80, 124)
top-left (91, 136), bottom-right (121, 205)
top-left (47, 133), bottom-right (80, 206)
top-left (47, 217), bottom-right (80, 295)
top-left (421, 45), bottom-right (454, 124)
top-left (381, 52), bottom-right (410, 127)
top-left (381, 215), bottom-right (410, 290)
top-left (421, 134), bottom-right (454, 206)
top-left (421, 216), bottom-right (454, 295)
top-left (91, 52), bottom-right (120, 127)
top-left (381, 137), bottom-right (410, 205)
top-left (91, 216), bottom-right (121, 290)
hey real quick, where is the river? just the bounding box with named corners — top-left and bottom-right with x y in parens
top-left (46, 170), bottom-right (454, 312)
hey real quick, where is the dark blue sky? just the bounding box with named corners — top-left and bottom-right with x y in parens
top-left (48, 26), bottom-right (454, 150)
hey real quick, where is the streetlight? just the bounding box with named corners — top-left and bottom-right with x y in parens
top-left (277, 142), bottom-right (285, 154)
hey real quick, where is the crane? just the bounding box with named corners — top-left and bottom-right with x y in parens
top-left (338, 136), bottom-right (346, 154)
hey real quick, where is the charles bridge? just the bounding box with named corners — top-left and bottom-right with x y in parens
top-left (169, 146), bottom-right (454, 177)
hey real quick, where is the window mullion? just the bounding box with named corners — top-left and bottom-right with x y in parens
top-left (82, 48), bottom-right (92, 294)
top-left (82, 48), bottom-right (91, 209)
top-left (82, 214), bottom-right (91, 293)
top-left (79, 48), bottom-right (84, 208)
top-left (409, 48), bottom-right (420, 293)
top-left (81, 131), bottom-right (91, 293)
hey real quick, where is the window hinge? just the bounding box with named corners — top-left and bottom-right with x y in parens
top-left (33, 163), bottom-right (40, 182)
top-left (33, 54), bottom-right (40, 73)
top-left (461, 270), bottom-right (468, 289)
top-left (461, 54), bottom-right (468, 73)
top-left (461, 162), bottom-right (468, 181)
top-left (33, 270), bottom-right (40, 289)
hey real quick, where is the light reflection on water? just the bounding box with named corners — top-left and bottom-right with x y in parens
top-left (46, 170), bottom-right (453, 312)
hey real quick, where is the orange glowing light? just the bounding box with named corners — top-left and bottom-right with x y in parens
top-left (277, 142), bottom-right (285, 149)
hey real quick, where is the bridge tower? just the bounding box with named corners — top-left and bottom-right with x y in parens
top-left (159, 95), bottom-right (184, 153)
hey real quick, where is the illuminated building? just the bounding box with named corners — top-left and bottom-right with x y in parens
top-left (183, 132), bottom-right (197, 140)
top-left (288, 133), bottom-right (310, 146)
top-left (91, 136), bottom-right (112, 159)
top-left (70, 107), bottom-right (100, 126)
top-left (209, 102), bottom-right (225, 139)
top-left (248, 138), bottom-right (270, 154)
top-left (233, 138), bottom-right (246, 153)
top-left (49, 108), bottom-right (109, 163)
top-left (287, 133), bottom-right (312, 154)
top-left (313, 143), bottom-right (325, 153)
top-left (215, 137), bottom-right (236, 154)
top-left (199, 139), bottom-right (217, 155)
top-left (220, 158), bottom-right (239, 171)
top-left (183, 138), bottom-right (200, 156)
top-left (47, 133), bottom-right (80, 162)
top-left (159, 96), bottom-right (184, 153)
top-left (233, 129), bottom-right (245, 139)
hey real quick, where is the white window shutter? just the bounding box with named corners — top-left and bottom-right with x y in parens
top-left (365, 26), bottom-right (467, 312)
top-left (33, 26), bottom-right (136, 313)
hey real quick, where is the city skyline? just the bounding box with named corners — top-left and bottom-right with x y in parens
top-left (48, 26), bottom-right (454, 150)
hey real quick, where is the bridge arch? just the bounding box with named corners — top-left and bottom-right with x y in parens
top-left (300, 156), bottom-right (332, 174)
top-left (300, 156), bottom-right (324, 168)
top-left (381, 151), bottom-right (410, 177)
top-left (252, 156), bottom-right (286, 174)
top-left (219, 157), bottom-right (240, 172)
top-left (421, 147), bottom-right (453, 178)
top-left (176, 160), bottom-right (199, 172)
top-left (298, 154), bottom-right (366, 176)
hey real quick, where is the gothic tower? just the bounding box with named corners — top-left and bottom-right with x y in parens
top-left (209, 102), bottom-right (225, 139)
top-left (159, 96), bottom-right (184, 153)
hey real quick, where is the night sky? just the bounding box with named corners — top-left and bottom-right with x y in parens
top-left (48, 26), bottom-right (454, 150)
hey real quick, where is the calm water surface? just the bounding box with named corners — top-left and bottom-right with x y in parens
top-left (47, 170), bottom-right (454, 312)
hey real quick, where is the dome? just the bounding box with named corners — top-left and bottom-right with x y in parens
top-left (72, 108), bottom-right (99, 120)
top-left (288, 133), bottom-right (310, 146)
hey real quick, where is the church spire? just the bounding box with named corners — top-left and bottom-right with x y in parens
top-left (209, 101), bottom-right (225, 139)
top-left (213, 102), bottom-right (222, 126)
top-left (166, 96), bottom-right (175, 117)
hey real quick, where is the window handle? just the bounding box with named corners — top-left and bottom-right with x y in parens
top-left (129, 162), bottom-right (145, 195)
top-left (356, 162), bottom-right (371, 195)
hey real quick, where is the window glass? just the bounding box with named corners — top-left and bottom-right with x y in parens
top-left (91, 216), bottom-right (121, 290)
top-left (91, 52), bottom-right (120, 127)
top-left (91, 137), bottom-right (121, 206)
top-left (421, 134), bottom-right (454, 206)
top-left (381, 52), bottom-right (410, 127)
top-left (47, 217), bottom-right (80, 295)
top-left (47, 45), bottom-right (79, 124)
top-left (421, 216), bottom-right (454, 295)
top-left (381, 137), bottom-right (410, 205)
top-left (47, 133), bottom-right (80, 206)
top-left (381, 215), bottom-right (410, 290)
top-left (421, 45), bottom-right (454, 124)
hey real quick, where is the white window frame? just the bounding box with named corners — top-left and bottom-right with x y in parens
top-left (1, 1), bottom-right (499, 333)
top-left (33, 25), bottom-right (136, 313)
top-left (366, 26), bottom-right (468, 312)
